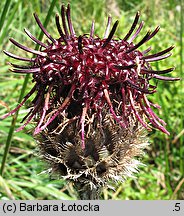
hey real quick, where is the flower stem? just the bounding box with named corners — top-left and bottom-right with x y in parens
top-left (73, 182), bottom-right (101, 200)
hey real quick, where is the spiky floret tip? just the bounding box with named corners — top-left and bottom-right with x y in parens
top-left (2, 4), bottom-right (179, 149)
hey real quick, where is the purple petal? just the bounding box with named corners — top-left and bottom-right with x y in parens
top-left (123, 11), bottom-right (140, 41)
top-left (102, 20), bottom-right (119, 48)
top-left (34, 13), bottom-right (56, 43)
top-left (126, 79), bottom-right (156, 94)
top-left (80, 105), bottom-right (88, 149)
top-left (16, 112), bottom-right (35, 132)
top-left (103, 88), bottom-right (126, 128)
top-left (8, 62), bottom-right (33, 69)
top-left (34, 87), bottom-right (51, 132)
top-left (90, 20), bottom-right (95, 39)
top-left (55, 14), bottom-right (67, 43)
top-left (143, 46), bottom-right (174, 60)
top-left (66, 4), bottom-right (75, 37)
top-left (140, 101), bottom-right (170, 135)
top-left (9, 38), bottom-right (47, 56)
top-left (104, 16), bottom-right (112, 38)
top-left (142, 67), bottom-right (175, 75)
top-left (61, 5), bottom-right (70, 38)
top-left (143, 95), bottom-right (166, 125)
top-left (78, 35), bottom-right (83, 54)
top-left (34, 84), bottom-right (76, 134)
top-left (146, 26), bottom-right (160, 41)
top-left (126, 30), bottom-right (151, 53)
top-left (114, 64), bottom-right (136, 70)
top-left (128, 90), bottom-right (150, 129)
top-left (11, 67), bottom-right (40, 73)
top-left (24, 28), bottom-right (47, 48)
top-left (1, 85), bottom-right (36, 119)
top-left (145, 53), bottom-right (172, 62)
top-left (129, 21), bottom-right (144, 43)
top-left (142, 46), bottom-right (152, 55)
top-left (3, 50), bottom-right (35, 62)
top-left (153, 74), bottom-right (180, 81)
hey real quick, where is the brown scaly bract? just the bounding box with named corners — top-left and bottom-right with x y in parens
top-left (2, 4), bottom-right (179, 198)
top-left (38, 113), bottom-right (148, 196)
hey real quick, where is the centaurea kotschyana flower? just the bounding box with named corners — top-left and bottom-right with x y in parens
top-left (2, 4), bottom-right (179, 199)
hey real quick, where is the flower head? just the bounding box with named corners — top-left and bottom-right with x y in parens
top-left (2, 4), bottom-right (179, 197)
top-left (3, 5), bottom-right (179, 142)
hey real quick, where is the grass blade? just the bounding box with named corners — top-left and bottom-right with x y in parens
top-left (0, 0), bottom-right (11, 32)
top-left (179, 0), bottom-right (184, 176)
top-left (0, 2), bottom-right (20, 44)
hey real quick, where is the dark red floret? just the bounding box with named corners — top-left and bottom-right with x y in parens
top-left (2, 4), bottom-right (180, 149)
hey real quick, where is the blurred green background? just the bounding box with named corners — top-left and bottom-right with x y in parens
top-left (0, 0), bottom-right (183, 200)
